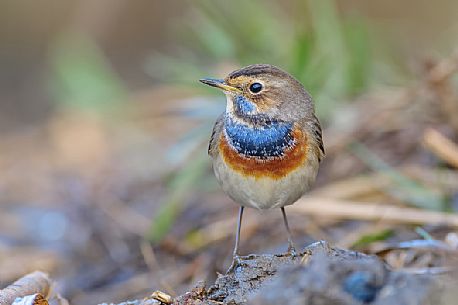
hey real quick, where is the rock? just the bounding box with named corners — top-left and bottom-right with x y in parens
top-left (165, 241), bottom-right (455, 305)
top-left (249, 245), bottom-right (438, 305)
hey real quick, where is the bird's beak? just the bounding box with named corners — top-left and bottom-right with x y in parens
top-left (199, 78), bottom-right (242, 94)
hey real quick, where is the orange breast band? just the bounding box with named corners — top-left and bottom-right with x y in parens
top-left (219, 127), bottom-right (308, 179)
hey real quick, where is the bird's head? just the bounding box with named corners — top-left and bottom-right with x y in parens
top-left (200, 64), bottom-right (314, 124)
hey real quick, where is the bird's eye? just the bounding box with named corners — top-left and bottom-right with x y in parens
top-left (249, 82), bottom-right (263, 94)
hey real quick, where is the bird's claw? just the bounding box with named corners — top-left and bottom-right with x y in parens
top-left (287, 245), bottom-right (297, 257)
top-left (226, 255), bottom-right (242, 274)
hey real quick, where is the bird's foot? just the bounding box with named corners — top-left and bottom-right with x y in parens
top-left (287, 244), bottom-right (297, 257)
top-left (226, 255), bottom-right (242, 274)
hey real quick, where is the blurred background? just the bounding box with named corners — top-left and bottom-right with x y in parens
top-left (1, 0), bottom-right (458, 304)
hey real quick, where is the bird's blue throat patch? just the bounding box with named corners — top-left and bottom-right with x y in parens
top-left (224, 115), bottom-right (295, 158)
top-left (233, 95), bottom-right (256, 116)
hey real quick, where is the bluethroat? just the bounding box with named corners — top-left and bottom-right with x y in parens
top-left (200, 64), bottom-right (324, 268)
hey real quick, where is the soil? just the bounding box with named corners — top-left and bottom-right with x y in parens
top-left (164, 241), bottom-right (455, 305)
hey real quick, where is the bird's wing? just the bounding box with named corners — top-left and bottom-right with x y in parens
top-left (208, 114), bottom-right (225, 157)
top-left (302, 114), bottom-right (325, 162)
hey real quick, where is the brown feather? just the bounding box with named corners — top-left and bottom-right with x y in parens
top-left (208, 114), bottom-right (224, 157)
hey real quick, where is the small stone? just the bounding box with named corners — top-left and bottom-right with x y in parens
top-left (343, 271), bottom-right (380, 303)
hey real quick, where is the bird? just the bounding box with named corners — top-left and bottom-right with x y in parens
top-left (200, 64), bottom-right (324, 269)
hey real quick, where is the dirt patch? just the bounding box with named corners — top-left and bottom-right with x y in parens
top-left (171, 241), bottom-right (455, 305)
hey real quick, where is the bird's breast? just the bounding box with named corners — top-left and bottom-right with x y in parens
top-left (219, 119), bottom-right (309, 179)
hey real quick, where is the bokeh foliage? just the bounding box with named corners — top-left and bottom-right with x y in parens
top-left (51, 34), bottom-right (127, 113)
top-left (148, 0), bottom-right (373, 119)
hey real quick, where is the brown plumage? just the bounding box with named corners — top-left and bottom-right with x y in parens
top-left (200, 64), bottom-right (324, 270)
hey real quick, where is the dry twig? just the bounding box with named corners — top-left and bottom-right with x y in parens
top-left (427, 49), bottom-right (458, 132)
top-left (423, 128), bottom-right (458, 168)
top-left (0, 272), bottom-right (52, 305)
top-left (291, 197), bottom-right (458, 227)
top-left (151, 291), bottom-right (172, 304)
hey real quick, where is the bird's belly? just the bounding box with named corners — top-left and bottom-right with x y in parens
top-left (213, 151), bottom-right (319, 210)
top-left (214, 123), bottom-right (320, 209)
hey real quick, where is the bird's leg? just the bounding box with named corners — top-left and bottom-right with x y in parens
top-left (281, 207), bottom-right (297, 256)
top-left (227, 206), bottom-right (244, 273)
top-left (233, 206), bottom-right (244, 259)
